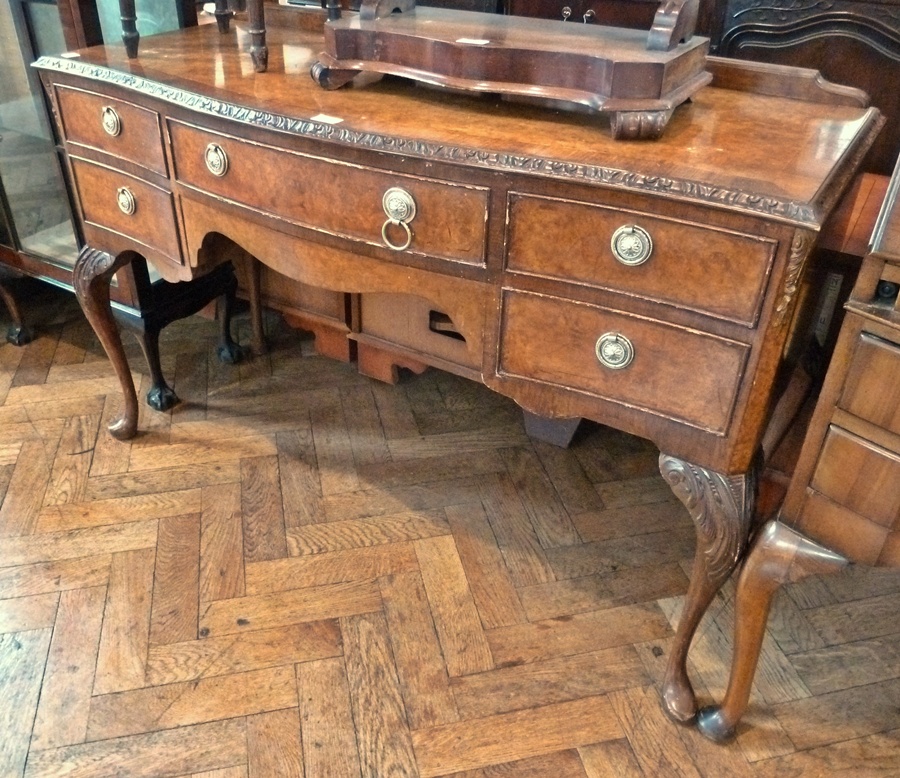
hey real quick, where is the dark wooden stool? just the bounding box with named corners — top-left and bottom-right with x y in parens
top-left (697, 156), bottom-right (900, 742)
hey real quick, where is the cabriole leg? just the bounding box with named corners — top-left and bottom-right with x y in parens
top-left (73, 246), bottom-right (139, 440)
top-left (658, 453), bottom-right (758, 724)
top-left (696, 521), bottom-right (847, 741)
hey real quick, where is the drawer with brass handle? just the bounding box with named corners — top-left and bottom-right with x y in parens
top-left (54, 85), bottom-right (168, 176)
top-left (169, 120), bottom-right (489, 266)
top-left (69, 156), bottom-right (182, 265)
top-left (497, 288), bottom-right (749, 433)
top-left (506, 192), bottom-right (778, 326)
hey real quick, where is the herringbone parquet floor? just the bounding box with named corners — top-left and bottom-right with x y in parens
top-left (1, 281), bottom-right (899, 778)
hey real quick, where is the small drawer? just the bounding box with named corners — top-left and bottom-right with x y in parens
top-left (839, 333), bottom-right (900, 437)
top-left (505, 193), bottom-right (777, 325)
top-left (55, 86), bottom-right (167, 176)
top-left (497, 289), bottom-right (748, 432)
top-left (810, 425), bottom-right (900, 530)
top-left (169, 121), bottom-right (489, 266)
top-left (70, 157), bottom-right (182, 264)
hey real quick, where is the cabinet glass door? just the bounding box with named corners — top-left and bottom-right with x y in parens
top-left (0, 0), bottom-right (78, 264)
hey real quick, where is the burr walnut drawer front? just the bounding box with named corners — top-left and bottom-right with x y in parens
top-left (505, 193), bottom-right (777, 325)
top-left (69, 157), bottom-right (182, 264)
top-left (497, 289), bottom-right (749, 433)
top-left (54, 85), bottom-right (167, 176)
top-left (168, 121), bottom-right (489, 266)
top-left (838, 333), bottom-right (900, 437)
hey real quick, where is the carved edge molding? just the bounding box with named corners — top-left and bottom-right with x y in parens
top-left (774, 229), bottom-right (812, 325)
top-left (34, 56), bottom-right (824, 225)
top-left (659, 454), bottom-right (756, 581)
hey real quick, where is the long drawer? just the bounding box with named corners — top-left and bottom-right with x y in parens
top-left (70, 156), bottom-right (182, 265)
top-left (505, 192), bottom-right (777, 325)
top-left (168, 121), bottom-right (489, 266)
top-left (54, 85), bottom-right (168, 176)
top-left (497, 289), bottom-right (749, 432)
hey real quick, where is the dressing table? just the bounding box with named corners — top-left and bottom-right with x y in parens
top-left (34, 14), bottom-right (881, 726)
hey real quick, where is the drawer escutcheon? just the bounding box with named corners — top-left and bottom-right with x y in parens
top-left (116, 186), bottom-right (136, 216)
top-left (595, 332), bottom-right (635, 369)
top-left (205, 143), bottom-right (229, 177)
top-left (101, 106), bottom-right (121, 137)
top-left (610, 224), bottom-right (653, 266)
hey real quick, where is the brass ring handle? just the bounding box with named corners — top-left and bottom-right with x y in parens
top-left (116, 186), bottom-right (136, 216)
top-left (595, 332), bottom-right (634, 370)
top-left (205, 143), bottom-right (229, 177)
top-left (381, 186), bottom-right (416, 251)
top-left (381, 219), bottom-right (413, 252)
top-left (610, 224), bottom-right (653, 266)
top-left (101, 106), bottom-right (121, 137)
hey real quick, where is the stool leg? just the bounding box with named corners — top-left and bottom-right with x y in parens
top-left (0, 281), bottom-right (33, 345)
top-left (246, 256), bottom-right (266, 356)
top-left (247, 0), bottom-right (267, 72)
top-left (134, 324), bottom-right (179, 411)
top-left (216, 266), bottom-right (245, 364)
top-left (696, 521), bottom-right (848, 742)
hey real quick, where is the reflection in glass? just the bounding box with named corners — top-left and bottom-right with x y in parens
top-left (95, 0), bottom-right (182, 45)
top-left (0, 0), bottom-right (78, 264)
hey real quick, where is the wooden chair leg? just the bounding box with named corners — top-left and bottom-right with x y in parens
top-left (247, 0), bottom-right (267, 72)
top-left (0, 280), bottom-right (33, 345)
top-left (696, 520), bottom-right (848, 742)
top-left (246, 256), bottom-right (267, 356)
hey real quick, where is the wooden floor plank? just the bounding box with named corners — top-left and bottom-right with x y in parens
top-left (199, 580), bottom-right (382, 638)
top-left (416, 535), bottom-right (494, 677)
top-left (0, 592), bottom-right (59, 634)
top-left (146, 620), bottom-right (342, 685)
top-left (380, 571), bottom-right (459, 729)
top-left (200, 483), bottom-right (245, 603)
top-left (30, 586), bottom-right (107, 750)
top-left (24, 718), bottom-right (248, 778)
top-left (246, 542), bottom-right (419, 594)
top-left (93, 548), bottom-right (156, 695)
top-left (443, 749), bottom-right (589, 778)
top-left (246, 708), bottom-right (304, 778)
top-left (240, 456), bottom-right (288, 563)
top-left (411, 695), bottom-right (623, 778)
top-left (36, 489), bottom-right (202, 533)
top-left (0, 629), bottom-right (52, 778)
top-left (0, 521), bottom-right (158, 568)
top-left (296, 657), bottom-right (362, 778)
top-left (86, 665), bottom-right (298, 741)
top-left (286, 510), bottom-right (450, 555)
top-left (487, 603), bottom-right (671, 666)
top-left (342, 612), bottom-right (420, 777)
top-left (42, 414), bottom-right (99, 507)
top-left (276, 426), bottom-right (323, 528)
top-left (0, 438), bottom-right (53, 537)
top-left (450, 646), bottom-right (648, 719)
top-left (150, 513), bottom-right (201, 646)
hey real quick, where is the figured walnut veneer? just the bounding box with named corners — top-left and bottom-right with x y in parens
top-left (35, 20), bottom-right (881, 732)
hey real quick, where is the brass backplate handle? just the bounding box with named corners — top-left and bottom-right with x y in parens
top-left (116, 186), bottom-right (136, 216)
top-left (595, 332), bottom-right (635, 369)
top-left (205, 143), bottom-right (229, 177)
top-left (611, 224), bottom-right (653, 266)
top-left (101, 106), bottom-right (121, 137)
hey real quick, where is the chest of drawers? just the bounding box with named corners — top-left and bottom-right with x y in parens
top-left (35, 19), bottom-right (881, 729)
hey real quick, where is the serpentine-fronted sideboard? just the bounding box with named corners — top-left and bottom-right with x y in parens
top-left (34, 15), bottom-right (881, 728)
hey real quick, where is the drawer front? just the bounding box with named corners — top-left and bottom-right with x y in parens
top-left (810, 425), bottom-right (900, 530)
top-left (839, 333), bottom-right (900, 436)
top-left (497, 289), bottom-right (748, 432)
top-left (70, 157), bottom-right (182, 263)
top-left (506, 193), bottom-right (776, 325)
top-left (169, 121), bottom-right (489, 265)
top-left (55, 86), bottom-right (167, 176)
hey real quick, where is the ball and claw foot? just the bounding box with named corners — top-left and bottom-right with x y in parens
top-left (696, 706), bottom-right (737, 742)
top-left (146, 384), bottom-right (179, 412)
top-left (217, 341), bottom-right (247, 365)
top-left (6, 324), bottom-right (33, 346)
